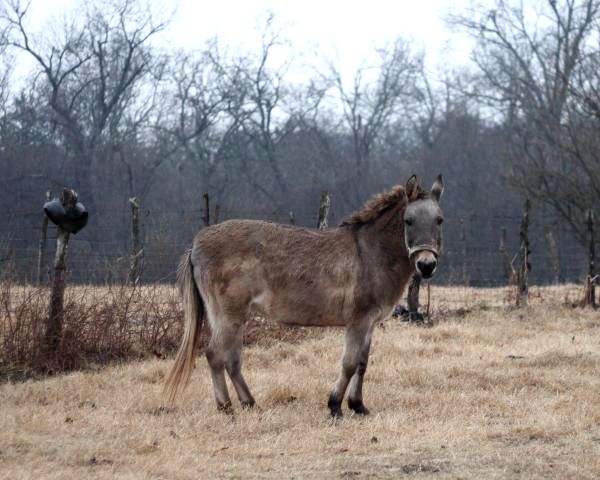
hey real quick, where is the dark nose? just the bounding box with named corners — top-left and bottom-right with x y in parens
top-left (416, 259), bottom-right (437, 278)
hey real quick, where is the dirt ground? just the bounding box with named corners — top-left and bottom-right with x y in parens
top-left (1, 285), bottom-right (600, 479)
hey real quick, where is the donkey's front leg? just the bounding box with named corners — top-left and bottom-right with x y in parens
top-left (347, 321), bottom-right (375, 415)
top-left (328, 321), bottom-right (373, 417)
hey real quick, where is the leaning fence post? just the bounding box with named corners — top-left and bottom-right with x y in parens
top-left (583, 209), bottom-right (596, 308)
top-left (317, 191), bottom-right (332, 230)
top-left (202, 193), bottom-right (210, 227)
top-left (407, 274), bottom-right (421, 321)
top-left (36, 189), bottom-right (51, 285)
top-left (516, 199), bottom-right (531, 307)
top-left (128, 197), bottom-right (143, 285)
top-left (44, 188), bottom-right (87, 355)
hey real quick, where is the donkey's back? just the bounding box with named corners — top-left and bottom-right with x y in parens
top-left (191, 219), bottom-right (359, 327)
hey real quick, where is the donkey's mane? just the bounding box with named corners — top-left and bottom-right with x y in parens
top-left (341, 185), bottom-right (405, 227)
top-left (340, 184), bottom-right (430, 227)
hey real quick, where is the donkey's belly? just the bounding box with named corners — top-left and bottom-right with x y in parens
top-left (259, 283), bottom-right (350, 327)
top-left (277, 312), bottom-right (347, 327)
top-left (248, 290), bottom-right (347, 326)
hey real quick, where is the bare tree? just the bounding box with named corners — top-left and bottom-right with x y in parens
top-left (326, 38), bottom-right (423, 204)
top-left (452, 0), bottom-right (600, 243)
top-left (158, 45), bottom-right (240, 205)
top-left (0, 19), bottom-right (10, 119)
top-left (204, 14), bottom-right (330, 214)
top-left (1, 0), bottom-right (168, 203)
top-left (232, 13), bottom-right (295, 212)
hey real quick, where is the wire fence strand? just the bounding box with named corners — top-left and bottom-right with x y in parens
top-left (0, 205), bottom-right (594, 288)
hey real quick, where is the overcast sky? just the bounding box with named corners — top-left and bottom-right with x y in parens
top-left (170, 0), bottom-right (475, 70)
top-left (19, 0), bottom-right (477, 80)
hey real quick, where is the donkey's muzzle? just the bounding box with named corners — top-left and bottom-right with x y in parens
top-left (416, 257), bottom-right (437, 279)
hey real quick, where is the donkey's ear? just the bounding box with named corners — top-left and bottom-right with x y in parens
top-left (431, 174), bottom-right (444, 202)
top-left (406, 175), bottom-right (419, 201)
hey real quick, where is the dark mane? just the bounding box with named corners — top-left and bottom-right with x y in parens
top-left (340, 184), bottom-right (430, 228)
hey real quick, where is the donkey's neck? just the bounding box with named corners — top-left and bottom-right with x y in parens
top-left (352, 205), bottom-right (414, 309)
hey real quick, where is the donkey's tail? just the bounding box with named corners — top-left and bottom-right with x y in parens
top-left (164, 249), bottom-right (204, 403)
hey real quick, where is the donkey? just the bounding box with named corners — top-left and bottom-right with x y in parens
top-left (165, 175), bottom-right (444, 417)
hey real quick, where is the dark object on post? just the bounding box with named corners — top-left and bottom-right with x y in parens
top-left (44, 188), bottom-right (87, 356)
top-left (44, 195), bottom-right (88, 234)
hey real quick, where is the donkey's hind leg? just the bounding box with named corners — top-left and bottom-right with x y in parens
top-left (206, 318), bottom-right (255, 412)
top-left (223, 324), bottom-right (255, 409)
top-left (206, 336), bottom-right (233, 414)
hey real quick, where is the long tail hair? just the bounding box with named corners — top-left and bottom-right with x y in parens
top-left (163, 250), bottom-right (204, 402)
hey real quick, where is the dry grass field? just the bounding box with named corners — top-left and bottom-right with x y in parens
top-left (1, 285), bottom-right (600, 479)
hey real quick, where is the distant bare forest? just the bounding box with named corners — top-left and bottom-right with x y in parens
top-left (1, 0), bottom-right (599, 286)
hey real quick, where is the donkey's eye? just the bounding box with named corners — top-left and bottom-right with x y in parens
top-left (437, 217), bottom-right (444, 225)
top-left (405, 217), bottom-right (414, 226)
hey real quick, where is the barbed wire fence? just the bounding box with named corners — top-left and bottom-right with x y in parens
top-left (0, 193), bottom-right (596, 311)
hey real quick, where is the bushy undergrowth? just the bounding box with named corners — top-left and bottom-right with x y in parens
top-left (0, 281), bottom-right (312, 381)
top-left (0, 282), bottom-right (183, 379)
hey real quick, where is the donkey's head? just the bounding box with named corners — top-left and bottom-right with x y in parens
top-left (403, 175), bottom-right (444, 279)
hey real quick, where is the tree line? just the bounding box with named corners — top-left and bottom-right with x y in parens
top-left (0, 0), bottom-right (599, 285)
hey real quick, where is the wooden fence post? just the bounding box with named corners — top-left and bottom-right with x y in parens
top-left (36, 189), bottom-right (51, 285)
top-left (583, 209), bottom-right (596, 308)
top-left (317, 191), bottom-right (332, 230)
top-left (202, 193), bottom-right (210, 227)
top-left (499, 226), bottom-right (512, 283)
top-left (45, 188), bottom-right (78, 354)
top-left (460, 217), bottom-right (468, 285)
top-left (516, 199), bottom-right (531, 307)
top-left (213, 204), bottom-right (221, 225)
top-left (407, 274), bottom-right (421, 321)
top-left (544, 227), bottom-right (560, 284)
top-left (128, 197), bottom-right (143, 285)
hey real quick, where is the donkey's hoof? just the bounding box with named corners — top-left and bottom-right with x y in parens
top-left (330, 407), bottom-right (343, 418)
top-left (348, 398), bottom-right (370, 416)
top-left (328, 396), bottom-right (343, 418)
top-left (241, 400), bottom-right (256, 410)
top-left (217, 401), bottom-right (234, 415)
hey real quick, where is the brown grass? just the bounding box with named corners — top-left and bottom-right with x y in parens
top-left (1, 285), bottom-right (600, 479)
